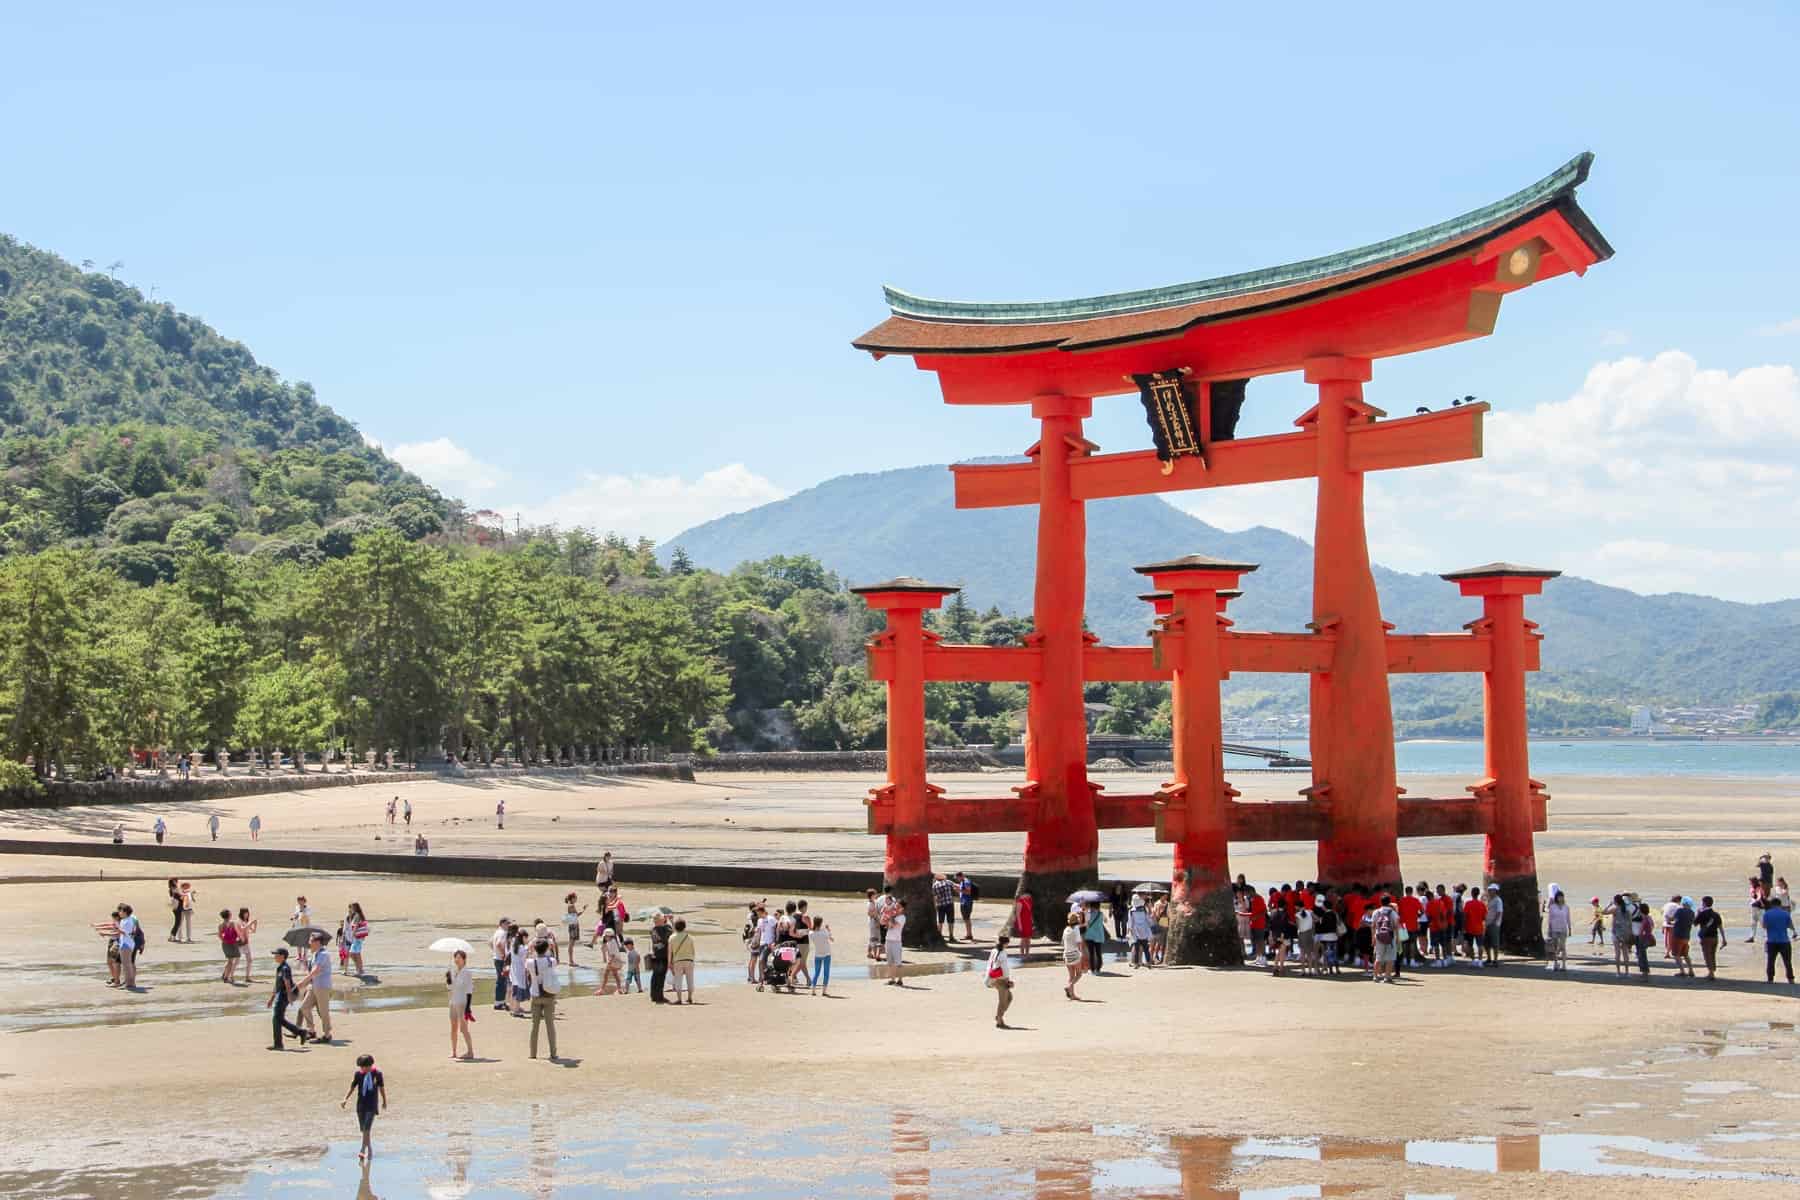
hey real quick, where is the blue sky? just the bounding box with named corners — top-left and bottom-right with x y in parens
top-left (5, 5), bottom-right (1798, 600)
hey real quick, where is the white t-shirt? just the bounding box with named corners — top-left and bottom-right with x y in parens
top-left (292, 905), bottom-right (312, 928)
top-left (1296, 908), bottom-right (1315, 935)
top-left (528, 954), bottom-right (560, 997)
top-left (509, 946), bottom-right (528, 987)
top-left (153, 819), bottom-right (166, 833)
top-left (756, 915), bottom-right (777, 947)
top-left (490, 926), bottom-right (510, 959)
top-left (117, 914), bottom-right (139, 947)
top-left (208, 814), bottom-right (220, 831)
top-left (886, 913), bottom-right (905, 943)
top-left (809, 925), bottom-right (833, 957)
top-left (1662, 901), bottom-right (1683, 926)
top-left (311, 948), bottom-right (333, 990)
top-left (987, 947), bottom-right (1012, 982)
top-left (1547, 902), bottom-right (1572, 936)
top-left (449, 965), bottom-right (474, 1006)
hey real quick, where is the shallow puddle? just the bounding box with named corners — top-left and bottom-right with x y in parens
top-left (8, 1108), bottom-right (1800, 1199)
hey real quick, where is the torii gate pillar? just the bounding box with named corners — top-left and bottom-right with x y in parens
top-left (1016, 395), bottom-right (1103, 925)
top-left (1304, 355), bottom-right (1401, 892)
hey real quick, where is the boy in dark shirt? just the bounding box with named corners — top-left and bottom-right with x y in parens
top-left (1670, 901), bottom-right (1697, 978)
top-left (340, 1054), bottom-right (387, 1161)
top-left (265, 947), bottom-right (310, 1050)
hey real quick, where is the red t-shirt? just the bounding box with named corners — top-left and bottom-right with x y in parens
top-left (1463, 898), bottom-right (1488, 935)
top-left (1345, 895), bottom-right (1367, 931)
top-left (1399, 895), bottom-right (1422, 927)
top-left (1427, 896), bottom-right (1450, 931)
top-left (1297, 889), bottom-right (1315, 913)
top-left (1279, 891), bottom-right (1297, 920)
top-left (1248, 893), bottom-right (1268, 931)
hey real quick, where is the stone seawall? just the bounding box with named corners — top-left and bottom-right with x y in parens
top-left (0, 762), bottom-right (691, 810)
top-left (692, 750), bottom-right (993, 773)
top-left (0, 837), bottom-right (1029, 898)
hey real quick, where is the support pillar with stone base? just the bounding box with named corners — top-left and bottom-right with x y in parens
top-left (852, 577), bottom-right (958, 951)
top-left (1444, 563), bottom-right (1560, 956)
top-left (1303, 356), bottom-right (1401, 895)
top-left (1137, 555), bottom-right (1257, 965)
top-left (1014, 395), bottom-right (1102, 929)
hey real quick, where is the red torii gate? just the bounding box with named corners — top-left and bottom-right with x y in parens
top-left (851, 155), bottom-right (1611, 961)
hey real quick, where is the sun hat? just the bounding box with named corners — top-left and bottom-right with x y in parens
top-left (1487, 883), bottom-right (1501, 892)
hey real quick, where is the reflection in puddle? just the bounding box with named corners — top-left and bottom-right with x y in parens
top-left (11, 1117), bottom-right (1799, 1199)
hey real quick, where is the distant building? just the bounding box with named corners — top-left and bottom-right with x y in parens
top-left (1629, 706), bottom-right (1652, 736)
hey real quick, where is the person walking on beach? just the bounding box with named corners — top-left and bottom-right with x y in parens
top-left (116, 904), bottom-right (141, 989)
top-left (1011, 892), bottom-right (1033, 962)
top-left (402, 797), bottom-right (412, 827)
top-left (864, 889), bottom-right (882, 964)
top-left (167, 878), bottom-right (184, 942)
top-left (1607, 894), bottom-right (1632, 975)
top-left (297, 931), bottom-right (335, 1041)
top-left (1630, 901), bottom-right (1655, 978)
top-left (624, 938), bottom-right (642, 993)
top-left (526, 937), bottom-right (561, 1059)
top-left (958, 872), bottom-right (976, 941)
top-left (809, 917), bottom-right (833, 996)
top-left (594, 926), bottom-right (624, 995)
top-left (1589, 896), bottom-right (1606, 944)
top-left (218, 909), bottom-right (243, 984)
top-left (1671, 898), bottom-right (1696, 977)
top-left (648, 912), bottom-right (672, 1004)
top-left (884, 900), bottom-right (908, 984)
top-left (1759, 852), bottom-right (1776, 897)
top-left (340, 1054), bottom-right (387, 1161)
top-left (237, 907), bottom-right (258, 984)
top-left (507, 928), bottom-right (530, 1016)
top-left (933, 873), bottom-right (957, 944)
top-left (447, 949), bottom-right (475, 1060)
top-left (1762, 896), bottom-right (1795, 985)
top-left (1061, 911), bottom-right (1085, 999)
top-left (153, 816), bottom-right (167, 844)
top-left (179, 882), bottom-right (197, 942)
top-left (562, 894), bottom-right (585, 967)
top-left (342, 903), bottom-right (370, 977)
top-left (595, 852), bottom-right (615, 903)
top-left (668, 918), bottom-right (696, 1004)
top-left (385, 797), bottom-right (396, 825)
top-left (495, 798), bottom-right (505, 829)
top-left (1128, 896), bottom-right (1154, 969)
top-left (267, 947), bottom-right (311, 1050)
top-left (490, 918), bottom-right (512, 1011)
top-left (1081, 902), bottom-right (1107, 975)
top-left (96, 908), bottom-right (124, 988)
top-left (987, 935), bottom-right (1015, 1029)
top-left (1746, 877), bottom-right (1767, 945)
top-left (1109, 884), bottom-right (1129, 943)
top-left (1544, 886), bottom-right (1572, 972)
top-left (1696, 897), bottom-right (1724, 979)
top-left (208, 812), bottom-right (221, 842)
top-left (248, 814), bottom-right (262, 841)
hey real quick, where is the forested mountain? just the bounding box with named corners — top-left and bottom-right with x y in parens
top-left (0, 236), bottom-right (448, 580)
top-left (665, 465), bottom-right (1800, 713)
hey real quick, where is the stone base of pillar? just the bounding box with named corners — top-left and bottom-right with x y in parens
top-left (1165, 884), bottom-right (1243, 967)
top-left (1488, 871), bottom-right (1545, 957)
top-left (887, 870), bottom-right (945, 951)
top-left (1012, 865), bottom-right (1097, 946)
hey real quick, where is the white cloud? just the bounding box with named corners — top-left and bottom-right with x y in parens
top-left (389, 437), bottom-right (507, 493)
top-left (1754, 317), bottom-right (1800, 337)
top-left (524, 463), bottom-right (788, 542)
top-left (1175, 351), bottom-right (1800, 600)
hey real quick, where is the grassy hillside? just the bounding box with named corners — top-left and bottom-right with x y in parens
top-left (0, 236), bottom-right (447, 576)
top-left (665, 464), bottom-right (1800, 709)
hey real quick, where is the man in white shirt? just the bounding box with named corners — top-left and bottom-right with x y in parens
top-left (153, 817), bottom-right (167, 844)
top-left (525, 938), bottom-right (560, 1060)
top-left (208, 812), bottom-right (221, 842)
top-left (296, 932), bottom-right (334, 1041)
top-left (490, 918), bottom-right (513, 1011)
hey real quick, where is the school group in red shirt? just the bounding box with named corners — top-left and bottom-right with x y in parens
top-left (1233, 875), bottom-right (1509, 977)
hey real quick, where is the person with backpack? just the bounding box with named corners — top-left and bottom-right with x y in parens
top-left (525, 937), bottom-right (561, 1058)
top-left (957, 872), bottom-right (977, 941)
top-left (116, 904), bottom-right (141, 989)
top-left (987, 934), bottom-right (1016, 1029)
top-left (1371, 894), bottom-right (1400, 982)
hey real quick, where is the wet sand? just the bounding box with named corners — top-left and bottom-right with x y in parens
top-left (5, 769), bottom-right (1800, 1196)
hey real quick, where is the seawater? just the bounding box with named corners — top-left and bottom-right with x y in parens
top-left (1384, 738), bottom-right (1795, 779)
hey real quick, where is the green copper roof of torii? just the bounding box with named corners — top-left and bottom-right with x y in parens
top-left (882, 153), bottom-right (1607, 326)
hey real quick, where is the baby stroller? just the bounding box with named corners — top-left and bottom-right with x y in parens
top-left (762, 944), bottom-right (798, 991)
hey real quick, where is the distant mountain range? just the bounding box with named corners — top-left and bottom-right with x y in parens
top-left (667, 464), bottom-right (1800, 706)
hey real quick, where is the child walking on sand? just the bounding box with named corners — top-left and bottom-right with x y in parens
top-left (340, 1054), bottom-right (387, 1161)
